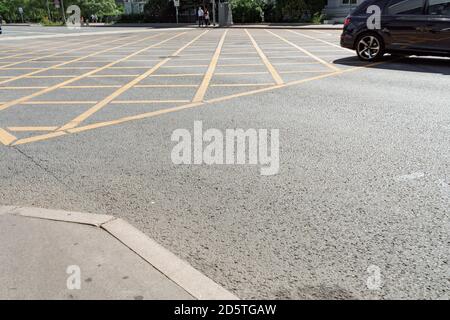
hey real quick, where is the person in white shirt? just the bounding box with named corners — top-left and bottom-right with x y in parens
top-left (198, 7), bottom-right (204, 27)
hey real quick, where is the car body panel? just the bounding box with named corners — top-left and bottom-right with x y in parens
top-left (341, 0), bottom-right (450, 57)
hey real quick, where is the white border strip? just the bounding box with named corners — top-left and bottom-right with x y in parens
top-left (0, 205), bottom-right (18, 215)
top-left (11, 206), bottom-right (114, 226)
top-left (1, 205), bottom-right (238, 300)
top-left (102, 218), bottom-right (238, 300)
top-left (0, 28), bottom-right (194, 41)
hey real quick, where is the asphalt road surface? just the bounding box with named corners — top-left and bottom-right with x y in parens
top-left (0, 26), bottom-right (449, 299)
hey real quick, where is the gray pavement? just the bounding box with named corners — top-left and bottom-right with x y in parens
top-left (0, 212), bottom-right (193, 300)
top-left (0, 206), bottom-right (236, 300)
top-left (0, 27), bottom-right (449, 300)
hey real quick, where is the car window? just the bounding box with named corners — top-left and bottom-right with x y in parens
top-left (387, 0), bottom-right (425, 15)
top-left (428, 0), bottom-right (450, 15)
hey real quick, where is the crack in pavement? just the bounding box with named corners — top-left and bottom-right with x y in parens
top-left (11, 146), bottom-right (97, 208)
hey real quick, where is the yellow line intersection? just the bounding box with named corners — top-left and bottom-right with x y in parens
top-left (0, 29), bottom-right (381, 147)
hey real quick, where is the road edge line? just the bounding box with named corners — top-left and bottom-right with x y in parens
top-left (9, 206), bottom-right (115, 226)
top-left (102, 218), bottom-right (239, 300)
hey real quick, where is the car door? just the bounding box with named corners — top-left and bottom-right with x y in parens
top-left (423, 0), bottom-right (450, 52)
top-left (381, 0), bottom-right (429, 50)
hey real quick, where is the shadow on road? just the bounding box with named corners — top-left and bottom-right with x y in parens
top-left (334, 55), bottom-right (450, 76)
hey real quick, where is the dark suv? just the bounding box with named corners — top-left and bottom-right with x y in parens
top-left (341, 0), bottom-right (450, 61)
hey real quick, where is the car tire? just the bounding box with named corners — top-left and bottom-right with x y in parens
top-left (356, 33), bottom-right (384, 62)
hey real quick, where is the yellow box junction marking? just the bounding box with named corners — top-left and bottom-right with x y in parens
top-left (245, 29), bottom-right (284, 85)
top-left (192, 30), bottom-right (228, 103)
top-left (266, 30), bottom-right (341, 72)
top-left (0, 33), bottom-right (175, 112)
top-left (58, 31), bottom-right (208, 131)
top-left (0, 36), bottom-right (113, 71)
top-left (0, 128), bottom-right (17, 146)
top-left (0, 34), bottom-right (149, 85)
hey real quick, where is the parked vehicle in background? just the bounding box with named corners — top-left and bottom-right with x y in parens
top-left (341, 0), bottom-right (450, 61)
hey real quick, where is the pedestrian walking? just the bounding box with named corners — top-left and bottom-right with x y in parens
top-left (198, 7), bottom-right (204, 27)
top-left (204, 9), bottom-right (210, 27)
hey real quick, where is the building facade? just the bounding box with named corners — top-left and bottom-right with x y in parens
top-left (324, 0), bottom-right (365, 22)
top-left (121, 0), bottom-right (146, 15)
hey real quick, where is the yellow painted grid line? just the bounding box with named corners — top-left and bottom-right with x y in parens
top-left (266, 30), bottom-right (341, 72)
top-left (218, 63), bottom-right (264, 67)
top-left (87, 75), bottom-right (140, 78)
top-left (7, 126), bottom-right (58, 132)
top-left (150, 73), bottom-right (203, 77)
top-left (8, 64), bottom-right (374, 145)
top-left (160, 65), bottom-right (209, 68)
top-left (210, 83), bottom-right (273, 87)
top-left (279, 70), bottom-right (331, 74)
top-left (62, 85), bottom-right (122, 89)
top-left (0, 33), bottom-right (168, 112)
top-left (0, 36), bottom-right (113, 71)
top-left (111, 100), bottom-right (190, 104)
top-left (245, 29), bottom-right (283, 85)
top-left (193, 30), bottom-right (228, 103)
top-left (215, 72), bottom-right (269, 75)
top-left (0, 42), bottom-right (72, 61)
top-left (22, 101), bottom-right (98, 105)
top-left (5, 36), bottom-right (390, 146)
top-left (288, 30), bottom-right (354, 52)
top-left (0, 86), bottom-right (48, 90)
top-left (12, 131), bottom-right (67, 146)
top-left (136, 84), bottom-right (198, 88)
top-left (0, 128), bottom-right (17, 145)
top-left (37, 62), bottom-right (387, 146)
top-left (0, 34), bottom-right (145, 85)
top-left (0, 67), bottom-right (41, 70)
top-left (58, 31), bottom-right (208, 131)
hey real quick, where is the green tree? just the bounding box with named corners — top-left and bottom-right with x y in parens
top-left (280, 0), bottom-right (307, 21)
top-left (143, 0), bottom-right (175, 23)
top-left (276, 0), bottom-right (327, 22)
top-left (66, 0), bottom-right (121, 19)
top-left (229, 0), bottom-right (326, 23)
top-left (230, 0), bottom-right (265, 23)
top-left (0, 0), bottom-right (121, 23)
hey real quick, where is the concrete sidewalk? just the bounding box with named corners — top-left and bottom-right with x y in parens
top-left (0, 206), bottom-right (238, 300)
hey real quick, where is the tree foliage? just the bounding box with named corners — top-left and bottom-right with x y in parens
top-left (230, 0), bottom-right (265, 23)
top-left (144, 0), bottom-right (175, 23)
top-left (231, 0), bottom-right (327, 23)
top-left (0, 0), bottom-right (121, 23)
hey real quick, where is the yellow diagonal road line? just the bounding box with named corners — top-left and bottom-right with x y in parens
top-left (245, 29), bottom-right (283, 85)
top-left (9, 59), bottom-right (388, 146)
top-left (58, 31), bottom-right (208, 131)
top-left (0, 35), bottom-right (111, 71)
top-left (0, 40), bottom-right (76, 61)
top-left (7, 126), bottom-right (58, 132)
top-left (266, 30), bottom-right (341, 72)
top-left (192, 30), bottom-right (228, 103)
top-left (0, 128), bottom-right (17, 146)
top-left (287, 30), bottom-right (354, 52)
top-left (0, 34), bottom-right (146, 85)
top-left (0, 33), bottom-right (169, 112)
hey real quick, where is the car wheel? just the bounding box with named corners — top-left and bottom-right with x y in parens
top-left (356, 34), bottom-right (384, 62)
